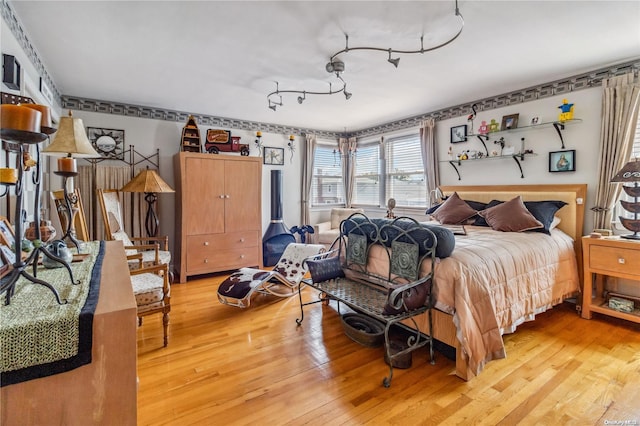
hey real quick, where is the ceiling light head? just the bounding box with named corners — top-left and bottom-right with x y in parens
top-left (269, 103), bottom-right (277, 111)
top-left (344, 89), bottom-right (352, 100)
top-left (326, 59), bottom-right (345, 75)
top-left (387, 50), bottom-right (400, 68)
top-left (297, 92), bottom-right (306, 104)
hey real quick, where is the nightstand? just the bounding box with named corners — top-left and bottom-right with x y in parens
top-left (581, 236), bottom-right (640, 323)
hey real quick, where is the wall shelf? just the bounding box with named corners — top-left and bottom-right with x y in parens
top-left (470, 118), bottom-right (581, 150)
top-left (444, 152), bottom-right (537, 180)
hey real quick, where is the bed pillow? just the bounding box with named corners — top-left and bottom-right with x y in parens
top-left (426, 198), bottom-right (486, 215)
top-left (429, 192), bottom-right (478, 225)
top-left (523, 200), bottom-right (568, 234)
top-left (478, 196), bottom-right (543, 232)
top-left (472, 199), bottom-right (503, 226)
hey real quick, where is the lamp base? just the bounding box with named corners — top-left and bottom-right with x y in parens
top-left (621, 233), bottom-right (640, 240)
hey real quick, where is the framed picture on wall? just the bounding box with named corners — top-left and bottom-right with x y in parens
top-left (450, 125), bottom-right (467, 143)
top-left (263, 147), bottom-right (284, 165)
top-left (549, 150), bottom-right (576, 172)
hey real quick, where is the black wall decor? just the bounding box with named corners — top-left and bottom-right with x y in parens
top-left (2, 54), bottom-right (21, 90)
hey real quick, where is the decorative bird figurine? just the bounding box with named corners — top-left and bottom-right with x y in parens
top-left (290, 225), bottom-right (314, 243)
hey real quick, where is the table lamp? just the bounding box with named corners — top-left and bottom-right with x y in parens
top-left (42, 111), bottom-right (99, 250)
top-left (611, 157), bottom-right (640, 240)
top-left (121, 168), bottom-right (174, 238)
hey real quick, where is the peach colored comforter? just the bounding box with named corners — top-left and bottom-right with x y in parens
top-left (367, 225), bottom-right (580, 375)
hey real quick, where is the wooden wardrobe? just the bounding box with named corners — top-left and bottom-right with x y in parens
top-left (174, 152), bottom-right (262, 283)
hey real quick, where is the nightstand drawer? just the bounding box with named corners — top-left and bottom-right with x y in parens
top-left (589, 244), bottom-right (640, 277)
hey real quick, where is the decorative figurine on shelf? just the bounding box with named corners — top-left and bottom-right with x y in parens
top-left (467, 103), bottom-right (478, 134)
top-left (489, 119), bottom-right (500, 132)
top-left (558, 99), bottom-right (574, 122)
top-left (478, 120), bottom-right (489, 135)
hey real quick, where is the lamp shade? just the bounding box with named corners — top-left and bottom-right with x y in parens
top-left (121, 169), bottom-right (174, 193)
top-left (42, 110), bottom-right (100, 157)
top-left (611, 158), bottom-right (640, 183)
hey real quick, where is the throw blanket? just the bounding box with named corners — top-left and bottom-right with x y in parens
top-left (366, 226), bottom-right (579, 375)
top-left (0, 241), bottom-right (104, 386)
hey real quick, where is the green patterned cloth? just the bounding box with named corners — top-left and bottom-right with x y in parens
top-left (0, 241), bottom-right (101, 375)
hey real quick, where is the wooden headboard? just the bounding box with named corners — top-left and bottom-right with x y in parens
top-left (440, 184), bottom-right (588, 279)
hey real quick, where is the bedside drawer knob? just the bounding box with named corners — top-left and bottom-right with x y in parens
top-left (240, 254), bottom-right (245, 259)
top-left (240, 238), bottom-right (245, 243)
top-left (203, 242), bottom-right (209, 246)
top-left (618, 257), bottom-right (625, 264)
top-left (204, 258), bottom-right (208, 263)
top-left (219, 195), bottom-right (225, 199)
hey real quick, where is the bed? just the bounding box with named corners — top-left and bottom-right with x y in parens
top-left (402, 184), bottom-right (586, 380)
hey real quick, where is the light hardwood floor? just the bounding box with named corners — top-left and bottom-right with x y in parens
top-left (137, 274), bottom-right (640, 425)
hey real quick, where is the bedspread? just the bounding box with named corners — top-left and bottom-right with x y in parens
top-left (366, 225), bottom-right (579, 376)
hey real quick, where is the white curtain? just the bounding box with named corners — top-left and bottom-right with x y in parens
top-left (340, 136), bottom-right (357, 207)
top-left (301, 134), bottom-right (316, 226)
top-left (420, 118), bottom-right (440, 205)
top-left (592, 73), bottom-right (640, 229)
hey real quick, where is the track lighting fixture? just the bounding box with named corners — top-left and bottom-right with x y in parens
top-left (327, 0), bottom-right (464, 67)
top-left (265, 0), bottom-right (463, 110)
top-left (267, 77), bottom-right (350, 111)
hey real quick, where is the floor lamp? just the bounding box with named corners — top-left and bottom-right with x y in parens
top-left (121, 169), bottom-right (174, 238)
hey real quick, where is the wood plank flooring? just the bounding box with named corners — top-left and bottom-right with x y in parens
top-left (136, 274), bottom-right (640, 425)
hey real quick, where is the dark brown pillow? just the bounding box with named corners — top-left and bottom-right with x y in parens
top-left (478, 196), bottom-right (543, 232)
top-left (430, 192), bottom-right (478, 224)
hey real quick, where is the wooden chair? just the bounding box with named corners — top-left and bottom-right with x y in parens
top-left (129, 263), bottom-right (171, 346)
top-left (97, 189), bottom-right (171, 273)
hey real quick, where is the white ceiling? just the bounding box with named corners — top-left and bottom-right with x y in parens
top-left (9, 1), bottom-right (640, 133)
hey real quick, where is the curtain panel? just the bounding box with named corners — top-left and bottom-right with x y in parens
top-left (420, 118), bottom-right (440, 206)
top-left (301, 134), bottom-right (316, 226)
top-left (592, 72), bottom-right (640, 229)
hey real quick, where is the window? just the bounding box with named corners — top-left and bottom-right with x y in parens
top-left (352, 143), bottom-right (380, 206)
top-left (351, 133), bottom-right (427, 208)
top-left (385, 134), bottom-right (426, 208)
top-left (311, 143), bottom-right (345, 206)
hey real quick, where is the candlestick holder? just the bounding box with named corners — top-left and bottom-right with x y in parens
top-left (53, 170), bottom-right (83, 252)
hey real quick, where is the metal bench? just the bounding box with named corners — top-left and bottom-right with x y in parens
top-left (296, 213), bottom-right (438, 387)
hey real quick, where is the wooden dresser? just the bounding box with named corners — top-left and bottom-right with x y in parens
top-left (174, 152), bottom-right (262, 283)
top-left (1, 241), bottom-right (137, 425)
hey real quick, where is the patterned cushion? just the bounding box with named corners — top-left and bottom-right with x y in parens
top-left (306, 256), bottom-right (345, 282)
top-left (272, 243), bottom-right (325, 283)
top-left (130, 273), bottom-right (165, 307)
